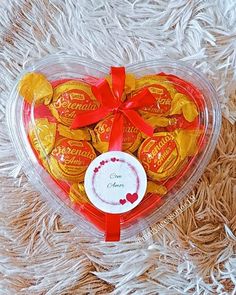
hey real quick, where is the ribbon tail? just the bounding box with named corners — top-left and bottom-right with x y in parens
top-left (105, 213), bottom-right (120, 241)
top-left (104, 67), bottom-right (125, 243)
top-left (71, 107), bottom-right (110, 129)
top-left (122, 109), bottom-right (154, 137)
top-left (111, 67), bottom-right (125, 101)
top-left (108, 112), bottom-right (124, 151)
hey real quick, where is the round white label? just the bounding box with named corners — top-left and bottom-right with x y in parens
top-left (84, 151), bottom-right (147, 214)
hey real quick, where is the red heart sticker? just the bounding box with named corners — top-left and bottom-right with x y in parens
top-left (126, 193), bottom-right (138, 204)
top-left (119, 199), bottom-right (127, 205)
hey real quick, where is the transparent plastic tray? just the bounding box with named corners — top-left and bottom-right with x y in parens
top-left (7, 55), bottom-right (221, 241)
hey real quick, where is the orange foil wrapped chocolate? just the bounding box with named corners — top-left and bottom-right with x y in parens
top-left (135, 75), bottom-right (177, 117)
top-left (138, 130), bottom-right (201, 181)
top-left (49, 80), bottom-right (99, 126)
top-left (138, 132), bottom-right (182, 181)
top-left (57, 124), bottom-right (91, 141)
top-left (18, 73), bottom-right (53, 105)
top-left (90, 115), bottom-right (142, 153)
top-left (169, 93), bottom-right (199, 122)
top-left (29, 118), bottom-right (56, 159)
top-left (49, 138), bottom-right (96, 183)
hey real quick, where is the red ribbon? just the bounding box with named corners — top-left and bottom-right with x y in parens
top-left (71, 67), bottom-right (155, 150)
top-left (71, 67), bottom-right (156, 242)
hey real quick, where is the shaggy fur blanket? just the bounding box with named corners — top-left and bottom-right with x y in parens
top-left (0, 0), bottom-right (235, 294)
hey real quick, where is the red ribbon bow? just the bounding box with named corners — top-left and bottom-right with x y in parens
top-left (71, 66), bottom-right (156, 242)
top-left (71, 67), bottom-right (156, 150)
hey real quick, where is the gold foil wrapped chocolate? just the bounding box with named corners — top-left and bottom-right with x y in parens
top-left (29, 118), bottom-right (56, 159)
top-left (170, 93), bottom-right (199, 122)
top-left (49, 80), bottom-right (99, 126)
top-left (175, 129), bottom-right (202, 160)
top-left (90, 115), bottom-right (142, 153)
top-left (146, 181), bottom-right (168, 195)
top-left (49, 138), bottom-right (96, 183)
top-left (125, 74), bottom-right (136, 94)
top-left (138, 129), bottom-right (202, 181)
top-left (19, 73), bottom-right (53, 105)
top-left (58, 124), bottom-right (91, 141)
top-left (138, 132), bottom-right (182, 181)
top-left (145, 116), bottom-right (176, 128)
top-left (135, 75), bottom-right (177, 117)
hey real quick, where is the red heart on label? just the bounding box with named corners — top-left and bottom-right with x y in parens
top-left (126, 193), bottom-right (138, 204)
top-left (119, 199), bottom-right (126, 205)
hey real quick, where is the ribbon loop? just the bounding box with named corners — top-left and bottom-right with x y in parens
top-left (92, 79), bottom-right (118, 108)
top-left (123, 88), bottom-right (156, 110)
top-left (71, 106), bottom-right (110, 129)
top-left (71, 67), bottom-right (156, 146)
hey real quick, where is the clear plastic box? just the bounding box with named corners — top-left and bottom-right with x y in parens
top-left (7, 55), bottom-right (221, 241)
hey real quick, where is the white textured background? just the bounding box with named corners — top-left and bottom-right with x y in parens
top-left (0, 0), bottom-right (236, 294)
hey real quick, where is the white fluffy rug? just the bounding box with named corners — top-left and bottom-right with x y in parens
top-left (0, 0), bottom-right (236, 294)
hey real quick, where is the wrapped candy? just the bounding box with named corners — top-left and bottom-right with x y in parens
top-left (49, 80), bottom-right (99, 126)
top-left (135, 75), bottom-right (177, 117)
top-left (169, 93), bottom-right (198, 122)
top-left (146, 181), bottom-right (168, 195)
top-left (138, 130), bottom-right (201, 181)
top-left (138, 132), bottom-right (182, 181)
top-left (29, 118), bottom-right (56, 159)
top-left (48, 138), bottom-right (96, 183)
top-left (18, 73), bottom-right (53, 105)
top-left (90, 115), bottom-right (142, 153)
top-left (135, 74), bottom-right (199, 126)
top-left (58, 124), bottom-right (91, 141)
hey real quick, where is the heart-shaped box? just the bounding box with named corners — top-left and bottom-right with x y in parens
top-left (7, 56), bottom-right (221, 241)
